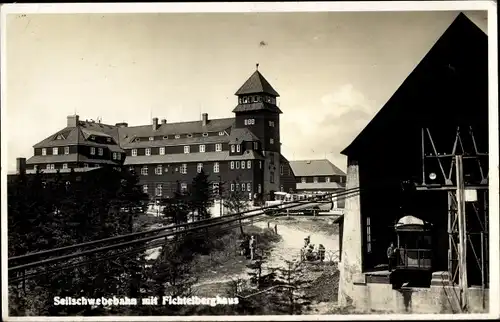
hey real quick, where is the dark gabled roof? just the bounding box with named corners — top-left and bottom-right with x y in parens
top-left (118, 118), bottom-right (235, 146)
top-left (341, 13), bottom-right (488, 158)
top-left (235, 70), bottom-right (280, 97)
top-left (232, 102), bottom-right (283, 114)
top-left (123, 150), bottom-right (265, 165)
top-left (33, 122), bottom-right (123, 151)
top-left (228, 127), bottom-right (260, 144)
top-left (289, 159), bottom-right (346, 177)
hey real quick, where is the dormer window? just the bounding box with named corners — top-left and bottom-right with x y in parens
top-left (163, 136), bottom-right (168, 140)
top-left (187, 134), bottom-right (193, 138)
top-left (90, 135), bottom-right (95, 140)
top-left (236, 144), bottom-right (241, 153)
top-left (231, 145), bottom-right (235, 153)
top-left (239, 97), bottom-right (243, 104)
top-left (106, 137), bottom-right (112, 143)
top-left (134, 138), bottom-right (140, 142)
top-left (258, 96), bottom-right (262, 102)
top-left (202, 132), bottom-right (208, 137)
top-left (253, 96), bottom-right (258, 103)
top-left (218, 131), bottom-right (225, 136)
top-left (243, 97), bottom-right (248, 103)
top-left (56, 134), bottom-right (64, 140)
top-left (175, 134), bottom-right (180, 139)
top-left (149, 136), bottom-right (154, 141)
top-left (253, 142), bottom-right (258, 150)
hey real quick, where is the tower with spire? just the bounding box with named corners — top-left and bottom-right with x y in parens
top-left (233, 64), bottom-right (283, 197)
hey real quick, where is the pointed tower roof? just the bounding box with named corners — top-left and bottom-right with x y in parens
top-left (235, 68), bottom-right (280, 97)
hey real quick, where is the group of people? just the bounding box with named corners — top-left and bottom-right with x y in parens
top-left (301, 235), bottom-right (326, 262)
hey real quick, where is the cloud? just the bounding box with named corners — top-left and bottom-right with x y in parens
top-left (282, 84), bottom-right (377, 169)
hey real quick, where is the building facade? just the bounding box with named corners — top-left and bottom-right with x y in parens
top-left (23, 68), bottom-right (294, 203)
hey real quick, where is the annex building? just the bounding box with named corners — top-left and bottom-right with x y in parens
top-left (337, 13), bottom-right (490, 313)
top-left (21, 67), bottom-right (296, 203)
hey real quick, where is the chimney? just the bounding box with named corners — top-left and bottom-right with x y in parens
top-left (202, 113), bottom-right (208, 126)
top-left (161, 119), bottom-right (167, 125)
top-left (115, 122), bottom-right (128, 128)
top-left (67, 115), bottom-right (79, 127)
top-left (16, 157), bottom-right (26, 175)
top-left (152, 117), bottom-right (159, 131)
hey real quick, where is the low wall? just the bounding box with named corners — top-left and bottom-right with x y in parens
top-left (347, 279), bottom-right (489, 313)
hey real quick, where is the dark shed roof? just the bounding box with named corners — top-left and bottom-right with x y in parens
top-left (341, 13), bottom-right (488, 159)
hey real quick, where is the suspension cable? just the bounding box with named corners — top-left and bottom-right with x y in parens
top-left (9, 188), bottom-right (358, 264)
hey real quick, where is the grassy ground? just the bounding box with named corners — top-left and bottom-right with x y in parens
top-left (191, 225), bottom-right (282, 295)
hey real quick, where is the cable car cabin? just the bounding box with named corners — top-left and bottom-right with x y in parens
top-left (394, 215), bottom-right (433, 272)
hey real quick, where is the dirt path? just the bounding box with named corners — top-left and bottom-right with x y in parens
top-left (194, 221), bottom-right (339, 288)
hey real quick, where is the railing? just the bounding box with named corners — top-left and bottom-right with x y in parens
top-left (395, 248), bottom-right (432, 270)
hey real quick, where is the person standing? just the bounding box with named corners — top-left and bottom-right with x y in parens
top-left (249, 235), bottom-right (256, 260)
top-left (387, 242), bottom-right (396, 271)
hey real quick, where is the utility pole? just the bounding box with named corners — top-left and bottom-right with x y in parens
top-left (455, 155), bottom-right (468, 312)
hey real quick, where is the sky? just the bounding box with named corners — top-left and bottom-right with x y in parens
top-left (3, 10), bottom-right (488, 173)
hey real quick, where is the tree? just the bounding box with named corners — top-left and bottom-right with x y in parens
top-left (162, 181), bottom-right (190, 227)
top-left (190, 169), bottom-right (212, 221)
top-left (8, 165), bottom-right (150, 316)
top-left (223, 177), bottom-right (249, 235)
top-left (272, 260), bottom-right (313, 315)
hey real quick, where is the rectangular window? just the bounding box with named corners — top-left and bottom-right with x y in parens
top-left (62, 163), bottom-right (68, 169)
top-left (280, 164), bottom-right (284, 175)
top-left (236, 184), bottom-right (240, 191)
top-left (236, 161), bottom-right (240, 169)
top-left (241, 161), bottom-right (245, 169)
top-left (46, 164), bottom-right (51, 170)
top-left (301, 177), bottom-right (306, 183)
top-left (159, 147), bottom-right (165, 155)
top-left (53, 147), bottom-right (58, 155)
top-left (184, 146), bottom-right (190, 154)
top-left (325, 177), bottom-right (331, 183)
top-left (313, 177), bottom-right (318, 183)
top-left (145, 148), bottom-right (151, 156)
top-left (253, 142), bottom-right (258, 150)
top-left (199, 144), bottom-right (205, 153)
top-left (215, 143), bottom-right (222, 152)
top-left (270, 172), bottom-right (275, 183)
top-left (175, 134), bottom-right (180, 139)
top-left (270, 138), bottom-right (274, 145)
top-left (50, 164), bottom-right (55, 170)
top-left (230, 161), bottom-right (234, 170)
top-left (241, 183), bottom-right (246, 192)
top-left (143, 185), bottom-right (148, 193)
top-left (155, 184), bottom-right (163, 197)
top-left (64, 147), bottom-right (70, 155)
top-left (83, 163), bottom-right (89, 168)
top-left (236, 144), bottom-right (241, 152)
top-left (269, 121), bottom-right (275, 127)
top-left (112, 152), bottom-right (117, 160)
top-left (280, 185), bottom-right (284, 192)
top-left (258, 184), bottom-right (262, 193)
top-left (367, 217), bottom-right (372, 253)
top-left (117, 153), bottom-right (122, 160)
top-left (247, 183), bottom-right (251, 192)
top-left (213, 162), bottom-right (220, 173)
top-left (247, 160), bottom-right (252, 169)
top-left (98, 148), bottom-right (103, 156)
top-left (197, 163), bottom-right (203, 173)
top-left (231, 145), bottom-right (235, 153)
top-left (90, 147), bottom-right (96, 155)
top-left (218, 131), bottom-right (225, 136)
top-left (231, 183), bottom-right (235, 192)
top-left (132, 149), bottom-right (137, 156)
top-left (129, 166), bottom-right (134, 172)
top-left (141, 166), bottom-right (148, 176)
top-left (155, 165), bottom-right (162, 175)
top-left (149, 137), bottom-right (154, 141)
top-left (244, 119), bottom-right (255, 125)
top-left (181, 183), bottom-right (188, 192)
top-left (180, 163), bottom-right (187, 174)
top-left (259, 161), bottom-right (262, 169)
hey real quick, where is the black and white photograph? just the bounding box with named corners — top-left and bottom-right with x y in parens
top-left (1, 1), bottom-right (498, 320)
